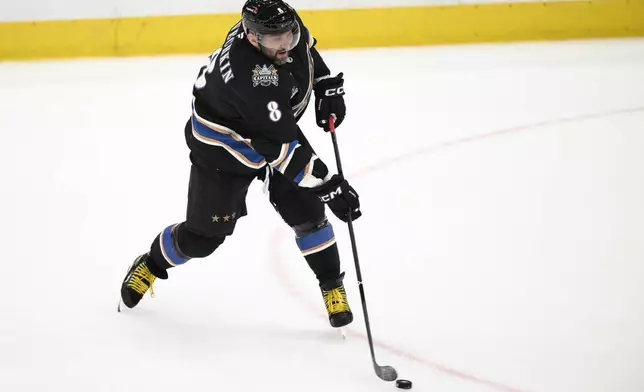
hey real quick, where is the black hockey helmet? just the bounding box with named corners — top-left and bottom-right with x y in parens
top-left (242, 0), bottom-right (301, 51)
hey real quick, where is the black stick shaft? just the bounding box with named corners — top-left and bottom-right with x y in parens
top-left (328, 118), bottom-right (378, 366)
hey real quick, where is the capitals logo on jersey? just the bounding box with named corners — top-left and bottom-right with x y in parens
top-left (252, 65), bottom-right (279, 87)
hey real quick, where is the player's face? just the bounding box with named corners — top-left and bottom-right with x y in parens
top-left (254, 23), bottom-right (301, 65)
top-left (260, 31), bottom-right (295, 63)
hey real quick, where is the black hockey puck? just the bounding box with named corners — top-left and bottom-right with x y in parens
top-left (396, 379), bottom-right (413, 389)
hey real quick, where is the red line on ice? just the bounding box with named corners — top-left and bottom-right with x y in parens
top-left (269, 106), bottom-right (644, 392)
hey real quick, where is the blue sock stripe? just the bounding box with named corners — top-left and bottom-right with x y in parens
top-left (160, 224), bottom-right (188, 266)
top-left (296, 224), bottom-right (336, 256)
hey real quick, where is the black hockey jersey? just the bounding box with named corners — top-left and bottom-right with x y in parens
top-left (185, 13), bottom-right (333, 188)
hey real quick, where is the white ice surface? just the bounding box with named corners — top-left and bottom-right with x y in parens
top-left (1, 38), bottom-right (644, 392)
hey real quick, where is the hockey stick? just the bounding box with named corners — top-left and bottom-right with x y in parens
top-left (328, 116), bottom-right (398, 382)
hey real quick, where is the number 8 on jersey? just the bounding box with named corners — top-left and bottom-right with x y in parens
top-left (267, 101), bottom-right (282, 122)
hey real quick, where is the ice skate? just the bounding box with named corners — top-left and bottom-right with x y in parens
top-left (118, 254), bottom-right (166, 312)
top-left (321, 272), bottom-right (353, 328)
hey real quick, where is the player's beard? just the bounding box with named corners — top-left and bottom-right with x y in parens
top-left (261, 45), bottom-right (289, 65)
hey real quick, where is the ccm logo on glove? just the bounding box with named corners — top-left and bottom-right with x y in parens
top-left (318, 186), bottom-right (342, 202)
top-left (324, 87), bottom-right (344, 97)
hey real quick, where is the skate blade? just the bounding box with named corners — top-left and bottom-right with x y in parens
top-left (339, 327), bottom-right (347, 340)
top-left (117, 298), bottom-right (131, 313)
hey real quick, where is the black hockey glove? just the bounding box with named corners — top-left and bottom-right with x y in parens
top-left (312, 175), bottom-right (361, 222)
top-left (314, 73), bottom-right (346, 132)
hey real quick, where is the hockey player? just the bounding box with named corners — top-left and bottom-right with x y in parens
top-left (119, 0), bottom-right (361, 329)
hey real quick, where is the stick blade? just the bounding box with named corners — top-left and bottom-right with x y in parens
top-left (375, 364), bottom-right (398, 381)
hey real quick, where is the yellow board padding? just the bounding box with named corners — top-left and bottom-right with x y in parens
top-left (1, 1), bottom-right (643, 61)
top-left (0, 14), bottom-right (243, 60)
